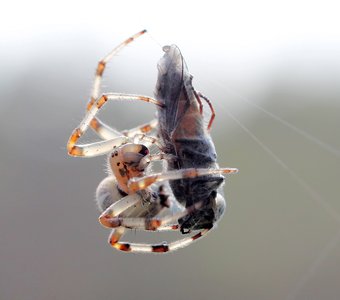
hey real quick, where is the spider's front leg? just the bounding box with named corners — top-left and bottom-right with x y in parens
top-left (127, 167), bottom-right (239, 192)
top-left (90, 115), bottom-right (159, 141)
top-left (67, 93), bottom-right (163, 157)
top-left (122, 119), bottom-right (158, 138)
top-left (87, 30), bottom-right (147, 139)
top-left (84, 29), bottom-right (159, 141)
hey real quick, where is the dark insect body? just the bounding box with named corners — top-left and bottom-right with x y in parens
top-left (156, 45), bottom-right (231, 232)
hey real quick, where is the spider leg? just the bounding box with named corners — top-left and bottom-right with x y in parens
top-left (99, 184), bottom-right (218, 253)
top-left (87, 30), bottom-right (148, 139)
top-left (122, 119), bottom-right (158, 138)
top-left (108, 226), bottom-right (126, 248)
top-left (138, 153), bottom-right (176, 171)
top-left (67, 135), bottom-right (129, 157)
top-left (109, 226), bottom-right (213, 253)
top-left (98, 192), bottom-right (143, 228)
top-left (67, 93), bottom-right (163, 157)
top-left (133, 133), bottom-right (162, 149)
top-left (99, 199), bottom-right (201, 230)
top-left (89, 118), bottom-right (122, 140)
top-left (128, 167), bottom-right (239, 192)
top-left (109, 194), bottom-right (225, 253)
top-left (90, 116), bottom-right (158, 141)
top-left (194, 91), bottom-right (216, 131)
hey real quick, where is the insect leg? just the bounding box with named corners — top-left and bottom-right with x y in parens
top-left (193, 90), bottom-right (204, 114)
top-left (194, 91), bottom-right (216, 131)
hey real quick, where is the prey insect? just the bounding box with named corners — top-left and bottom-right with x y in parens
top-left (67, 30), bottom-right (238, 253)
top-left (153, 44), bottom-right (238, 233)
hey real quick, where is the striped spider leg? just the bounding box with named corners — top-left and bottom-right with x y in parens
top-left (98, 191), bottom-right (216, 253)
top-left (94, 141), bottom-right (210, 254)
top-left (85, 29), bottom-right (159, 141)
top-left (128, 167), bottom-right (239, 193)
top-left (67, 92), bottom-right (163, 157)
top-left (97, 165), bottom-right (238, 253)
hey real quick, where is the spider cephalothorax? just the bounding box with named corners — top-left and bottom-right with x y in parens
top-left (109, 143), bottom-right (150, 194)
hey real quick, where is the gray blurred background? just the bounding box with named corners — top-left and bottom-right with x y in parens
top-left (1, 1), bottom-right (340, 300)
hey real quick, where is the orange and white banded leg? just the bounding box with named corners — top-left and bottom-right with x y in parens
top-left (88, 93), bottom-right (163, 129)
top-left (122, 119), bottom-right (158, 138)
top-left (90, 118), bottom-right (159, 141)
top-left (86, 30), bottom-right (151, 139)
top-left (109, 226), bottom-right (214, 253)
top-left (99, 199), bottom-right (202, 231)
top-left (133, 133), bottom-right (162, 149)
top-left (98, 192), bottom-right (144, 228)
top-left (67, 93), bottom-right (163, 156)
top-left (89, 114), bottom-right (158, 141)
top-left (138, 153), bottom-right (176, 171)
top-left (89, 118), bottom-right (123, 140)
top-left (128, 167), bottom-right (239, 192)
top-left (108, 226), bottom-right (126, 249)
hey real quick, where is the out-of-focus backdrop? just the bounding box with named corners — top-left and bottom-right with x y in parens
top-left (1, 1), bottom-right (340, 300)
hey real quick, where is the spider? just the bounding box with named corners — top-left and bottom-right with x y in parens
top-left (67, 30), bottom-right (238, 253)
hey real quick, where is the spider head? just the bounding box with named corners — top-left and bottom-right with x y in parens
top-left (109, 143), bottom-right (150, 193)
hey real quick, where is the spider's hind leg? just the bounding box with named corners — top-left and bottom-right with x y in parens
top-left (109, 226), bottom-right (214, 253)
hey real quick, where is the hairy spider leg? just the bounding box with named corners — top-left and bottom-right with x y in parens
top-left (132, 133), bottom-right (162, 149)
top-left (99, 193), bottom-right (202, 230)
top-left (87, 30), bottom-right (146, 138)
top-left (67, 93), bottom-right (163, 157)
top-left (122, 119), bottom-right (159, 138)
top-left (109, 227), bottom-right (212, 253)
top-left (107, 184), bottom-right (227, 253)
top-left (109, 196), bottom-right (226, 253)
top-left (138, 153), bottom-right (175, 171)
top-left (99, 193), bottom-right (216, 253)
top-left (83, 29), bottom-right (159, 140)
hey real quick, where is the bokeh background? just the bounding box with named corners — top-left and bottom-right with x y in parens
top-left (1, 1), bottom-right (340, 300)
